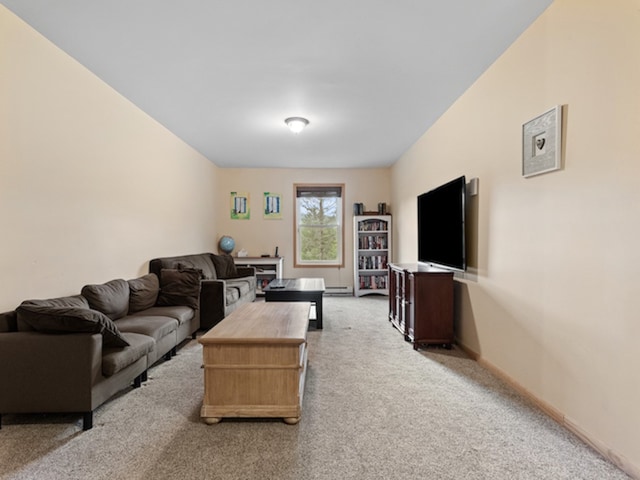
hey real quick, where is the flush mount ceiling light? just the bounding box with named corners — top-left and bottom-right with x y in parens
top-left (284, 117), bottom-right (309, 134)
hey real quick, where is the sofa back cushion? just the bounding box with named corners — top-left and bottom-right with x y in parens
top-left (15, 303), bottom-right (129, 347)
top-left (128, 274), bottom-right (160, 313)
top-left (212, 254), bottom-right (238, 279)
top-left (81, 279), bottom-right (129, 320)
top-left (149, 253), bottom-right (217, 280)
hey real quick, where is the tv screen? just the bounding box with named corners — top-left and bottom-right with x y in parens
top-left (417, 175), bottom-right (466, 272)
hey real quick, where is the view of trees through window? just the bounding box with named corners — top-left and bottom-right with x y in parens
top-left (295, 184), bottom-right (343, 266)
top-left (299, 196), bottom-right (339, 261)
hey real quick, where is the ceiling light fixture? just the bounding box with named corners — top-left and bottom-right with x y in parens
top-left (285, 117), bottom-right (309, 134)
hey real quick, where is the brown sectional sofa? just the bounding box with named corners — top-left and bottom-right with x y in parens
top-left (0, 270), bottom-right (201, 431)
top-left (0, 252), bottom-right (256, 431)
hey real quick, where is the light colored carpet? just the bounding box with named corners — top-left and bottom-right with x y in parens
top-left (0, 296), bottom-right (630, 479)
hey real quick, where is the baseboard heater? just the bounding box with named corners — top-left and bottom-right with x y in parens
top-left (324, 286), bottom-right (353, 296)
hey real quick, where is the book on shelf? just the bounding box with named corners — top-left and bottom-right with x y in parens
top-left (358, 235), bottom-right (388, 249)
top-left (358, 220), bottom-right (388, 232)
top-left (358, 275), bottom-right (388, 290)
top-left (358, 255), bottom-right (388, 270)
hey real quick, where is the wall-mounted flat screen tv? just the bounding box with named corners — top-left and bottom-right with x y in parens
top-left (417, 175), bottom-right (466, 272)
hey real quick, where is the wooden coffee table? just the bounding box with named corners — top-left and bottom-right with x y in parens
top-left (199, 302), bottom-right (310, 425)
top-left (263, 278), bottom-right (325, 329)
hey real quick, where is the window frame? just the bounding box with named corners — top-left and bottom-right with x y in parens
top-left (293, 183), bottom-right (345, 268)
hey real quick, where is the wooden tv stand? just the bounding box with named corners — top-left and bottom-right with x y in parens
top-left (388, 263), bottom-right (454, 349)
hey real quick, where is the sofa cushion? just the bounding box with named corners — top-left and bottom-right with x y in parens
top-left (129, 305), bottom-right (195, 325)
top-left (176, 256), bottom-right (217, 280)
top-left (81, 279), bottom-right (130, 320)
top-left (15, 304), bottom-right (130, 347)
top-left (20, 295), bottom-right (89, 310)
top-left (157, 268), bottom-right (201, 309)
top-left (15, 295), bottom-right (90, 331)
top-left (128, 274), bottom-right (160, 313)
top-left (212, 254), bottom-right (238, 279)
top-left (153, 254), bottom-right (217, 280)
top-left (115, 315), bottom-right (178, 341)
top-left (226, 279), bottom-right (253, 297)
top-left (225, 286), bottom-right (241, 305)
top-left (102, 332), bottom-right (155, 376)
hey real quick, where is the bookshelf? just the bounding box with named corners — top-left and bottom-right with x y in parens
top-left (353, 215), bottom-right (391, 297)
top-left (233, 256), bottom-right (284, 295)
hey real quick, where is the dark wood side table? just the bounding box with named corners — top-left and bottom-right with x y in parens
top-left (263, 278), bottom-right (326, 329)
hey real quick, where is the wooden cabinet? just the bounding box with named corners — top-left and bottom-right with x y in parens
top-left (233, 256), bottom-right (284, 295)
top-left (199, 302), bottom-right (310, 424)
top-left (388, 263), bottom-right (454, 349)
top-left (354, 215), bottom-right (391, 297)
top-left (388, 264), bottom-right (406, 334)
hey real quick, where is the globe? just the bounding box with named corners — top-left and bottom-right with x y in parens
top-left (218, 235), bottom-right (235, 254)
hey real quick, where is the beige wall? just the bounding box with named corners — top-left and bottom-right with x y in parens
top-left (216, 168), bottom-right (391, 287)
top-left (391, 0), bottom-right (640, 474)
top-left (0, 7), bottom-right (220, 311)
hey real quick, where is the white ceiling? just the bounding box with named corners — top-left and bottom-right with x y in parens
top-left (1, 1), bottom-right (553, 169)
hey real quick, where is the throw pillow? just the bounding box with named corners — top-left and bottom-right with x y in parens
top-left (15, 295), bottom-right (90, 331)
top-left (81, 279), bottom-right (130, 320)
top-left (157, 268), bottom-right (201, 309)
top-left (128, 273), bottom-right (160, 313)
top-left (16, 304), bottom-right (130, 347)
top-left (177, 263), bottom-right (205, 279)
top-left (212, 254), bottom-right (238, 279)
top-left (19, 295), bottom-right (90, 309)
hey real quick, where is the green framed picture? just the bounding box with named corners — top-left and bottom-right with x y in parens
top-left (230, 192), bottom-right (250, 220)
top-left (264, 192), bottom-right (282, 219)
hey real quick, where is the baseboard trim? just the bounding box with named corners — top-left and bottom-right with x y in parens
top-left (457, 342), bottom-right (639, 480)
top-left (324, 286), bottom-right (354, 296)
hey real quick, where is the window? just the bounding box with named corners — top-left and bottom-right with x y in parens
top-left (294, 184), bottom-right (344, 267)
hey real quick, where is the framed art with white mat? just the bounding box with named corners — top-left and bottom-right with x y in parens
top-left (522, 105), bottom-right (563, 178)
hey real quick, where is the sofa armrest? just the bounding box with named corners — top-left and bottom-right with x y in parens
top-left (200, 279), bottom-right (226, 329)
top-left (236, 266), bottom-right (256, 277)
top-left (0, 332), bottom-right (102, 413)
top-left (0, 311), bottom-right (17, 333)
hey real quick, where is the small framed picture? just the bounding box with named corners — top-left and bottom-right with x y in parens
top-left (522, 105), bottom-right (562, 178)
top-left (263, 192), bottom-right (282, 219)
top-left (230, 192), bottom-right (250, 220)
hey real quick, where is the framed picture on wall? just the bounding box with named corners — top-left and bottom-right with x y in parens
top-left (230, 192), bottom-right (250, 220)
top-left (263, 192), bottom-right (282, 219)
top-left (522, 105), bottom-right (563, 178)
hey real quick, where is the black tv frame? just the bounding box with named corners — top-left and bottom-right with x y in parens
top-left (417, 175), bottom-right (466, 272)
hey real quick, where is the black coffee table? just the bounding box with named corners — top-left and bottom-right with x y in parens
top-left (263, 278), bottom-right (325, 329)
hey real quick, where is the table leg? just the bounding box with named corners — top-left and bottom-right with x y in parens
top-left (315, 294), bottom-right (323, 329)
